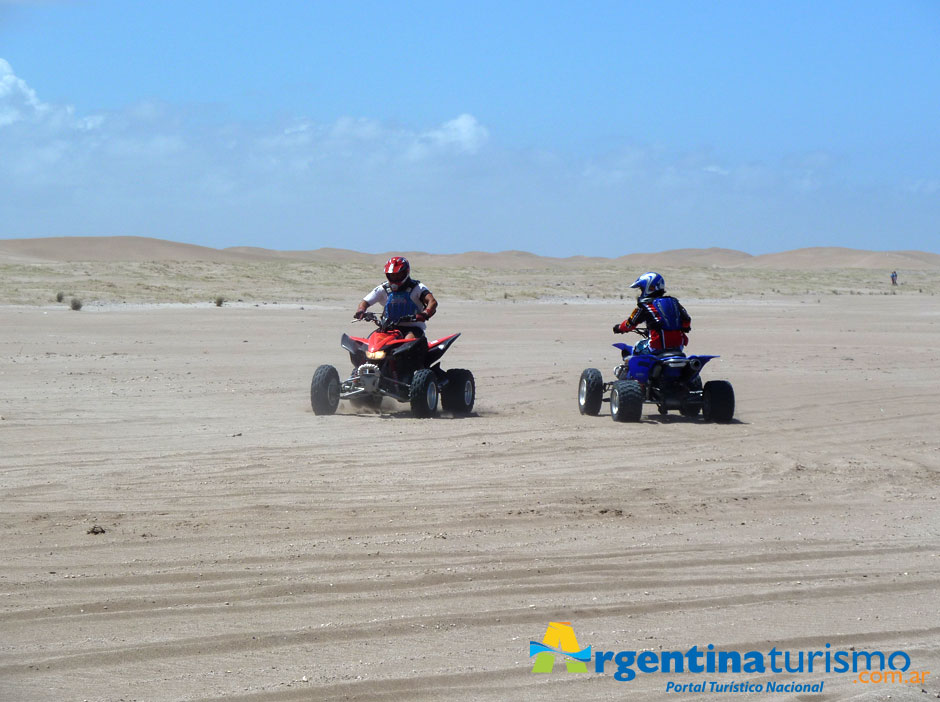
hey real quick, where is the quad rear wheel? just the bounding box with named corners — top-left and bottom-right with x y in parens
top-left (703, 380), bottom-right (735, 423)
top-left (410, 369), bottom-right (439, 418)
top-left (578, 368), bottom-right (603, 415)
top-left (610, 380), bottom-right (643, 422)
top-left (311, 365), bottom-right (341, 415)
top-left (442, 368), bottom-right (475, 415)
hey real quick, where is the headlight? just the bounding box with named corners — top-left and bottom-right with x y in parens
top-left (365, 350), bottom-right (386, 360)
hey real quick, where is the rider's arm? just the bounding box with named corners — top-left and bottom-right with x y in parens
top-left (614, 306), bottom-right (643, 333)
top-left (678, 301), bottom-right (691, 332)
top-left (356, 286), bottom-right (386, 318)
top-left (419, 291), bottom-right (438, 320)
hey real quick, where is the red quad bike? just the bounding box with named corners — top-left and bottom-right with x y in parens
top-left (311, 312), bottom-right (475, 418)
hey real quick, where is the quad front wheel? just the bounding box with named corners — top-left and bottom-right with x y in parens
top-left (311, 364), bottom-right (341, 415)
top-left (410, 369), bottom-right (439, 418)
top-left (610, 380), bottom-right (643, 422)
top-left (703, 380), bottom-right (735, 423)
top-left (578, 368), bottom-right (603, 415)
top-left (442, 368), bottom-right (475, 415)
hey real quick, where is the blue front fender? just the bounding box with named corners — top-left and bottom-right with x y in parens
top-left (612, 342), bottom-right (633, 356)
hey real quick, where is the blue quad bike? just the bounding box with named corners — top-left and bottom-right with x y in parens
top-left (578, 329), bottom-right (735, 422)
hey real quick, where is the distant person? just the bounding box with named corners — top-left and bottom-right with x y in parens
top-left (354, 256), bottom-right (437, 339)
top-left (613, 272), bottom-right (691, 355)
top-left (890, 270), bottom-right (898, 286)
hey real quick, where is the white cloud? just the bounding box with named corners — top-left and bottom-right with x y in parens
top-left (703, 165), bottom-right (729, 176)
top-left (0, 58), bottom-right (47, 126)
top-left (423, 113), bottom-right (489, 153)
top-left (1, 58), bottom-right (937, 254)
top-left (258, 114), bottom-right (488, 169)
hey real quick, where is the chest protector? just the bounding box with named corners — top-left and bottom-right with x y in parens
top-left (383, 279), bottom-right (421, 323)
top-left (644, 296), bottom-right (684, 331)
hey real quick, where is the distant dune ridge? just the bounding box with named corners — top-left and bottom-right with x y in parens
top-left (0, 236), bottom-right (263, 264)
top-left (1, 235), bottom-right (938, 269)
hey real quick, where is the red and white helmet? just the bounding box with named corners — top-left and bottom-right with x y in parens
top-left (384, 256), bottom-right (410, 291)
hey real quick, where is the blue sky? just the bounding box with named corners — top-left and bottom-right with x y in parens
top-left (1, 0), bottom-right (938, 255)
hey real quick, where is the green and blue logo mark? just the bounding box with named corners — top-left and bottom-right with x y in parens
top-left (530, 621), bottom-right (592, 673)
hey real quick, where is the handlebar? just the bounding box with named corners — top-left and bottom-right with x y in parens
top-left (354, 312), bottom-right (418, 329)
top-left (615, 325), bottom-right (650, 337)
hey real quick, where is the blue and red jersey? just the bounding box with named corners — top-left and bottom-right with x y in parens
top-left (616, 295), bottom-right (691, 351)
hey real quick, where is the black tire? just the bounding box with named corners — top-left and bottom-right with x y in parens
top-left (442, 369), bottom-right (475, 415)
top-left (680, 377), bottom-right (703, 417)
top-left (578, 368), bottom-right (603, 415)
top-left (410, 369), bottom-right (439, 418)
top-left (703, 380), bottom-right (735, 423)
top-left (610, 380), bottom-right (643, 422)
top-left (311, 364), bottom-right (340, 415)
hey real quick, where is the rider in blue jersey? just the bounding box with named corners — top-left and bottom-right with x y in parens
top-left (354, 256), bottom-right (438, 339)
top-left (613, 272), bottom-right (691, 355)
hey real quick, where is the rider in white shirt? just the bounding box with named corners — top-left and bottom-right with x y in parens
top-left (354, 256), bottom-right (437, 339)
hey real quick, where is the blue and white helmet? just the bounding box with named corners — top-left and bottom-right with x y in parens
top-left (629, 272), bottom-right (665, 299)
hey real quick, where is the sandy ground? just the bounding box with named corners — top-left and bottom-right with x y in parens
top-left (1, 295), bottom-right (939, 701)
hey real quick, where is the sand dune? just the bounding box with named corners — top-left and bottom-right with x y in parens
top-left (615, 247), bottom-right (755, 268)
top-left (3, 236), bottom-right (938, 269)
top-left (746, 246), bottom-right (940, 270)
top-left (0, 236), bottom-right (265, 264)
top-left (226, 247), bottom-right (608, 269)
